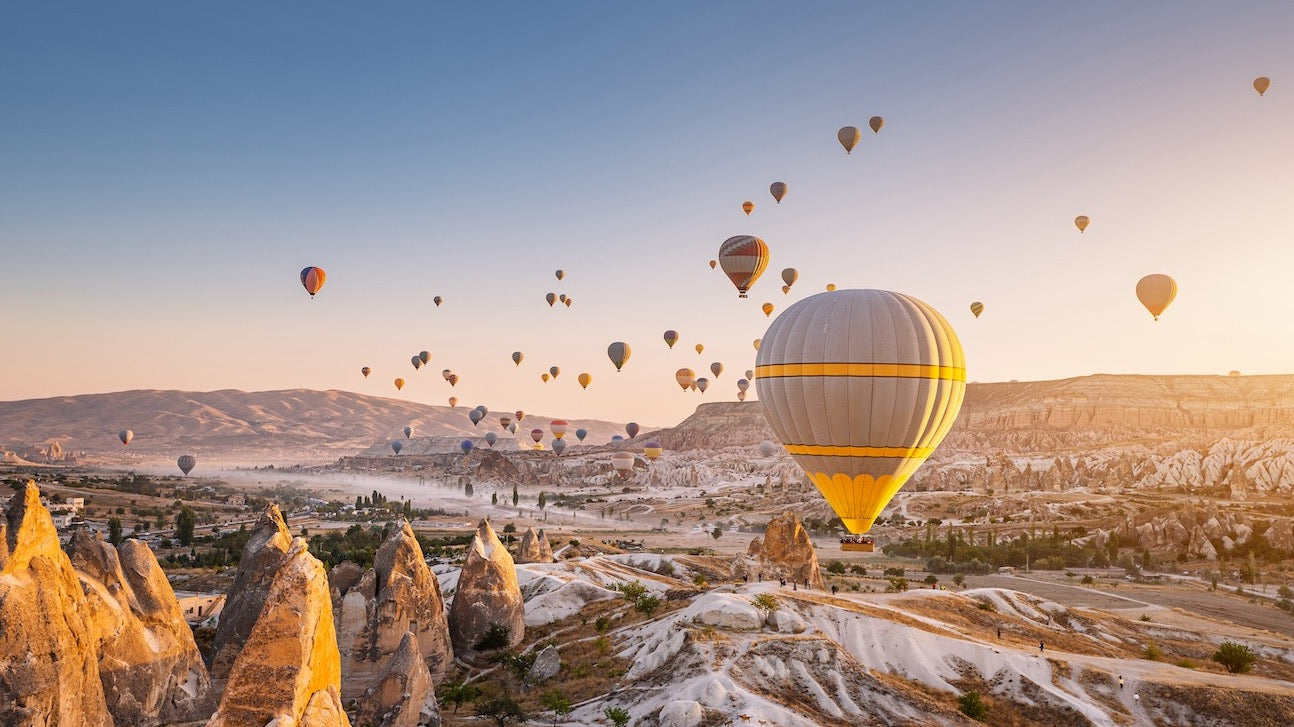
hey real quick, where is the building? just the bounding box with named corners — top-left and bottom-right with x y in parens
top-left (174, 592), bottom-right (225, 627)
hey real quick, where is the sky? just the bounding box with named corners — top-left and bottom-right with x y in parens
top-left (3, 2), bottom-right (1294, 427)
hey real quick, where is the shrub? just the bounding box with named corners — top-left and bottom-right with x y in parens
top-left (1081, 575), bottom-right (1095, 585)
top-left (615, 581), bottom-right (648, 602)
top-left (1139, 614), bottom-right (1151, 622)
top-left (976, 600), bottom-right (996, 612)
top-left (825, 560), bottom-right (846, 575)
top-left (594, 615), bottom-right (611, 633)
top-left (541, 690), bottom-right (573, 724)
top-left (849, 564), bottom-right (866, 576)
top-left (603, 706), bottom-right (631, 727)
top-left (476, 692), bottom-right (528, 726)
top-left (886, 577), bottom-right (909, 593)
top-left (952, 574), bottom-right (965, 587)
top-left (1175, 659), bottom-right (1196, 669)
top-left (635, 595), bottom-right (661, 617)
top-left (924, 574), bottom-right (939, 585)
top-left (692, 573), bottom-right (708, 588)
top-left (751, 594), bottom-right (779, 613)
top-left (1142, 642), bottom-right (1161, 661)
top-left (474, 623), bottom-right (512, 651)
top-left (883, 567), bottom-right (905, 577)
top-left (957, 691), bottom-right (987, 721)
top-left (1213, 641), bottom-right (1256, 673)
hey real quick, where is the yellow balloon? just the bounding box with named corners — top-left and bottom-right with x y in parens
top-left (970, 301), bottom-right (984, 318)
top-left (394, 378), bottom-right (405, 391)
top-left (1136, 274), bottom-right (1177, 321)
top-left (1074, 215), bottom-right (1090, 233)
top-left (675, 368), bottom-right (695, 390)
top-left (762, 302), bottom-right (774, 317)
top-left (695, 343), bottom-right (704, 354)
top-left (753, 338), bottom-right (761, 351)
top-left (742, 201), bottom-right (754, 215)
top-left (448, 397), bottom-right (458, 408)
top-left (1255, 76), bottom-right (1271, 96)
top-left (756, 289), bottom-right (965, 534)
top-left (541, 373), bottom-right (550, 382)
top-left (826, 283), bottom-right (837, 292)
top-left (578, 372), bottom-right (592, 389)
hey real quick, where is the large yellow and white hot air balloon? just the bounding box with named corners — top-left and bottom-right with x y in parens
top-left (718, 235), bottom-right (770, 298)
top-left (1136, 274), bottom-right (1177, 321)
top-left (755, 289), bottom-right (965, 534)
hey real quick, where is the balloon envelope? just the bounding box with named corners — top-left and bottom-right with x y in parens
top-left (530, 428), bottom-right (544, 443)
top-left (552, 438), bottom-right (567, 455)
top-left (546, 293), bottom-right (556, 306)
top-left (718, 235), bottom-right (770, 298)
top-left (361, 366), bottom-right (371, 378)
top-left (837, 126), bottom-right (861, 154)
top-left (177, 455), bottom-right (196, 475)
top-left (541, 373), bottom-right (550, 382)
top-left (549, 366), bottom-right (560, 378)
top-left (420, 351), bottom-right (431, 365)
top-left (607, 342), bottom-right (631, 371)
top-left (551, 420), bottom-right (569, 439)
top-left (461, 440), bottom-right (473, 454)
top-left (578, 373), bottom-right (592, 389)
top-left (394, 378), bottom-right (405, 390)
top-left (737, 391), bottom-right (747, 401)
top-left (643, 442), bottom-right (663, 461)
top-left (1136, 274), bottom-right (1178, 320)
top-left (299, 267), bottom-right (326, 297)
top-left (513, 351), bottom-right (524, 366)
top-left (433, 296), bottom-right (442, 307)
top-left (626, 422), bottom-right (640, 438)
top-left (391, 440), bottom-right (403, 454)
top-left (696, 377), bottom-right (710, 393)
top-left (515, 410), bottom-right (525, 421)
top-left (869, 116), bottom-right (884, 133)
top-left (118, 429), bottom-right (133, 445)
top-left (742, 201), bottom-right (754, 215)
top-left (970, 301), bottom-right (984, 318)
top-left (612, 451), bottom-right (635, 474)
top-left (500, 416), bottom-right (513, 429)
top-left (448, 397), bottom-right (458, 407)
top-left (663, 330), bottom-right (678, 348)
top-left (755, 289), bottom-right (966, 534)
top-left (737, 378), bottom-right (750, 393)
top-left (759, 440), bottom-right (778, 457)
top-left (762, 302), bottom-right (775, 317)
top-left (469, 409), bottom-right (484, 426)
top-left (403, 426), bottom-right (413, 438)
top-left (1255, 76), bottom-right (1271, 95)
top-left (781, 268), bottom-right (799, 287)
top-left (675, 368), bottom-right (695, 390)
top-left (710, 362), bottom-right (723, 378)
top-left (576, 428), bottom-right (588, 441)
top-left (1074, 215), bottom-right (1090, 232)
top-left (770, 182), bottom-right (788, 203)
top-left (411, 356), bottom-right (423, 370)
top-left (485, 432), bottom-right (498, 447)
top-left (611, 435), bottom-right (624, 443)
top-left (555, 269), bottom-right (565, 281)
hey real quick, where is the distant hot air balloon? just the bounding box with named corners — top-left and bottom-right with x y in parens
top-left (759, 440), bottom-right (778, 457)
top-left (737, 391), bottom-right (747, 401)
top-left (551, 420), bottom-right (569, 439)
top-left (1136, 274), bottom-right (1178, 321)
top-left (530, 428), bottom-right (544, 443)
top-left (546, 293), bottom-right (557, 306)
top-left (555, 269), bottom-right (565, 281)
top-left (742, 201), bottom-right (754, 215)
top-left (695, 343), bottom-right (704, 354)
top-left (675, 368), bottom-right (695, 390)
top-left (762, 302), bottom-right (775, 317)
top-left (576, 428), bottom-right (588, 442)
top-left (118, 429), bottom-right (133, 445)
top-left (612, 451), bottom-right (635, 476)
top-left (869, 116), bottom-right (884, 133)
top-left (781, 268), bottom-right (799, 287)
top-left (718, 235), bottom-right (770, 298)
top-left (611, 435), bottom-right (625, 443)
top-left (513, 351), bottom-right (524, 366)
top-left (770, 182), bottom-right (788, 203)
top-left (500, 416), bottom-right (513, 429)
top-left (559, 294), bottom-right (567, 304)
top-left (745, 369), bottom-right (754, 380)
top-left (448, 374), bottom-right (459, 387)
top-left (476, 404), bottom-right (489, 416)
top-left (663, 330), bottom-right (679, 349)
top-left (970, 301), bottom-right (984, 318)
top-left (541, 373), bottom-right (550, 382)
top-left (434, 296), bottom-right (443, 307)
top-left (361, 366), bottom-right (371, 378)
top-left (753, 338), bottom-right (761, 351)
top-left (391, 440), bottom-right (403, 454)
top-left (1230, 370), bottom-right (1242, 377)
top-left (441, 369), bottom-right (452, 380)
top-left (508, 422), bottom-right (518, 434)
top-left (1074, 215), bottom-right (1090, 233)
top-left (177, 455), bottom-right (196, 475)
top-left (607, 342), bottom-right (631, 372)
top-left (709, 260), bottom-right (717, 269)
top-left (485, 432), bottom-right (498, 447)
top-left (469, 409), bottom-right (484, 426)
top-left (826, 283), bottom-right (836, 292)
top-left (552, 438), bottom-right (567, 455)
top-left (578, 372), bottom-right (592, 389)
top-left (626, 422), bottom-right (640, 438)
top-left (837, 126), bottom-right (861, 154)
top-left (736, 378), bottom-right (750, 393)
top-left (643, 442), bottom-right (663, 461)
top-left (710, 362), bottom-right (724, 378)
top-left (461, 440), bottom-right (474, 454)
top-left (782, 285), bottom-right (791, 294)
top-left (419, 351), bottom-right (430, 365)
top-left (411, 356), bottom-right (423, 370)
top-left (564, 298), bottom-right (572, 308)
top-left (515, 410), bottom-right (525, 422)
top-left (1255, 76), bottom-right (1271, 96)
top-left (756, 289), bottom-right (965, 534)
top-left (299, 267), bottom-right (326, 298)
top-left (549, 366), bottom-right (560, 379)
top-left (690, 382), bottom-right (698, 391)
top-left (448, 397), bottom-right (458, 408)
top-left (696, 378), bottom-right (710, 393)
top-left (394, 378), bottom-right (405, 391)
top-left (403, 426), bottom-right (413, 438)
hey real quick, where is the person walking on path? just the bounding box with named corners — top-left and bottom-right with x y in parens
top-left (996, 625), bottom-right (1001, 639)
top-left (1039, 641), bottom-right (1045, 653)
top-left (1118, 676), bottom-right (1124, 690)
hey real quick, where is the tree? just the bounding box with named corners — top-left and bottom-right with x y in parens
top-left (107, 517), bottom-right (123, 546)
top-left (538, 491), bottom-right (547, 510)
top-left (711, 525), bottom-right (723, 540)
top-left (603, 706), bottom-right (631, 727)
top-left (635, 595), bottom-right (661, 617)
top-left (465, 481), bottom-right (474, 497)
top-left (958, 691), bottom-right (987, 721)
top-left (474, 623), bottom-right (512, 651)
top-left (924, 574), bottom-right (939, 586)
top-left (1213, 641), bottom-right (1257, 673)
top-left (751, 593), bottom-right (779, 613)
top-left (476, 692), bottom-right (528, 726)
top-left (355, 495), bottom-right (363, 510)
top-left (512, 484), bottom-right (519, 507)
top-left (540, 690), bottom-right (572, 725)
top-left (492, 492), bottom-right (498, 505)
top-left (437, 680), bottom-right (479, 715)
top-left (825, 560), bottom-right (846, 575)
top-left (953, 574), bottom-right (966, 587)
top-left (175, 506), bottom-right (196, 546)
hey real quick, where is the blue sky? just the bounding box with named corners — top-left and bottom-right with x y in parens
top-left (3, 2), bottom-right (1294, 425)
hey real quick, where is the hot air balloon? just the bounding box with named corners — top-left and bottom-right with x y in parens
top-left (361, 366), bottom-right (371, 378)
top-left (826, 283), bottom-right (837, 292)
top-left (611, 435), bottom-right (625, 443)
top-left (736, 378), bottom-right (750, 393)
top-left (299, 267), bottom-right (326, 297)
top-left (564, 298), bottom-right (572, 308)
top-left (753, 338), bottom-right (761, 351)
top-left (970, 301), bottom-right (984, 318)
top-left (643, 442), bottom-right (663, 461)
top-left (675, 368), bottom-right (695, 390)
top-left (449, 397), bottom-right (458, 407)
top-left (782, 268), bottom-right (798, 287)
top-left (576, 428), bottom-right (588, 442)
top-left (500, 416), bottom-right (513, 429)
top-left (607, 342), bottom-right (631, 371)
top-left (508, 423), bottom-right (518, 434)
top-left (546, 293), bottom-right (557, 307)
top-left (177, 455), bottom-right (196, 475)
top-left (578, 373), bottom-right (592, 389)
top-left (1136, 274), bottom-right (1178, 321)
top-left (559, 294), bottom-right (567, 304)
top-left (469, 409), bottom-right (484, 426)
top-left (530, 428), bottom-right (544, 443)
top-left (756, 289), bottom-right (965, 535)
top-left (710, 362), bottom-right (724, 378)
top-left (513, 351), bottom-right (524, 366)
top-left (441, 369), bottom-right (452, 380)
top-left (695, 344), bottom-right (704, 354)
top-left (477, 405), bottom-right (489, 416)
top-left (745, 369), bottom-right (754, 380)
top-left (541, 373), bottom-right (550, 382)
top-left (416, 351), bottom-right (428, 365)
top-left (552, 438), bottom-right (567, 455)
top-left (403, 426), bottom-right (413, 438)
top-left (696, 378), bottom-right (710, 393)
top-left (411, 355), bottom-right (423, 370)
top-left (434, 296), bottom-right (443, 307)
top-left (737, 391), bottom-right (747, 401)
top-left (718, 235), bottom-right (770, 298)
top-left (689, 382), bottom-right (698, 391)
top-left (515, 410), bottom-right (525, 422)
top-left (448, 374), bottom-right (459, 387)
top-left (770, 182), bottom-right (788, 203)
top-left (742, 201), bottom-right (754, 215)
top-left (782, 285), bottom-right (791, 294)
top-left (118, 429), bottom-right (133, 445)
top-left (461, 440), bottom-right (474, 454)
top-left (837, 126), bottom-right (861, 154)
top-left (1255, 76), bottom-right (1271, 96)
top-left (551, 420), bottom-right (569, 439)
top-left (709, 260), bottom-right (717, 269)
top-left (394, 378), bottom-right (405, 391)
top-left (1074, 215), bottom-right (1090, 233)
top-left (612, 451), bottom-right (635, 476)
top-left (555, 269), bottom-right (565, 281)
top-left (869, 116), bottom-right (884, 133)
top-left (626, 422), bottom-right (640, 438)
top-left (485, 432), bottom-right (498, 447)
top-left (762, 302), bottom-right (775, 317)
top-left (391, 440), bottom-right (403, 454)
top-left (759, 440), bottom-right (778, 457)
top-left (663, 330), bottom-right (679, 349)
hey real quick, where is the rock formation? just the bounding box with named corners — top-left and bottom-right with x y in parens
top-left (354, 632), bottom-right (440, 727)
top-left (0, 481), bottom-right (111, 725)
top-left (448, 519), bottom-right (525, 654)
top-left (747, 511), bottom-right (823, 589)
top-left (209, 504), bottom-right (293, 683)
top-left (207, 537), bottom-right (350, 727)
top-left (527, 644), bottom-right (560, 684)
top-left (515, 527), bottom-right (554, 563)
top-left (333, 521), bottom-right (452, 699)
top-left (69, 531), bottom-right (210, 724)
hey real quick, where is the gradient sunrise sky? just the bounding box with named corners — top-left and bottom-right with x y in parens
top-left (3, 2), bottom-right (1293, 426)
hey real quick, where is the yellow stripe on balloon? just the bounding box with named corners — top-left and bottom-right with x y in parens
top-left (786, 444), bottom-right (937, 458)
top-left (754, 363), bottom-right (965, 381)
